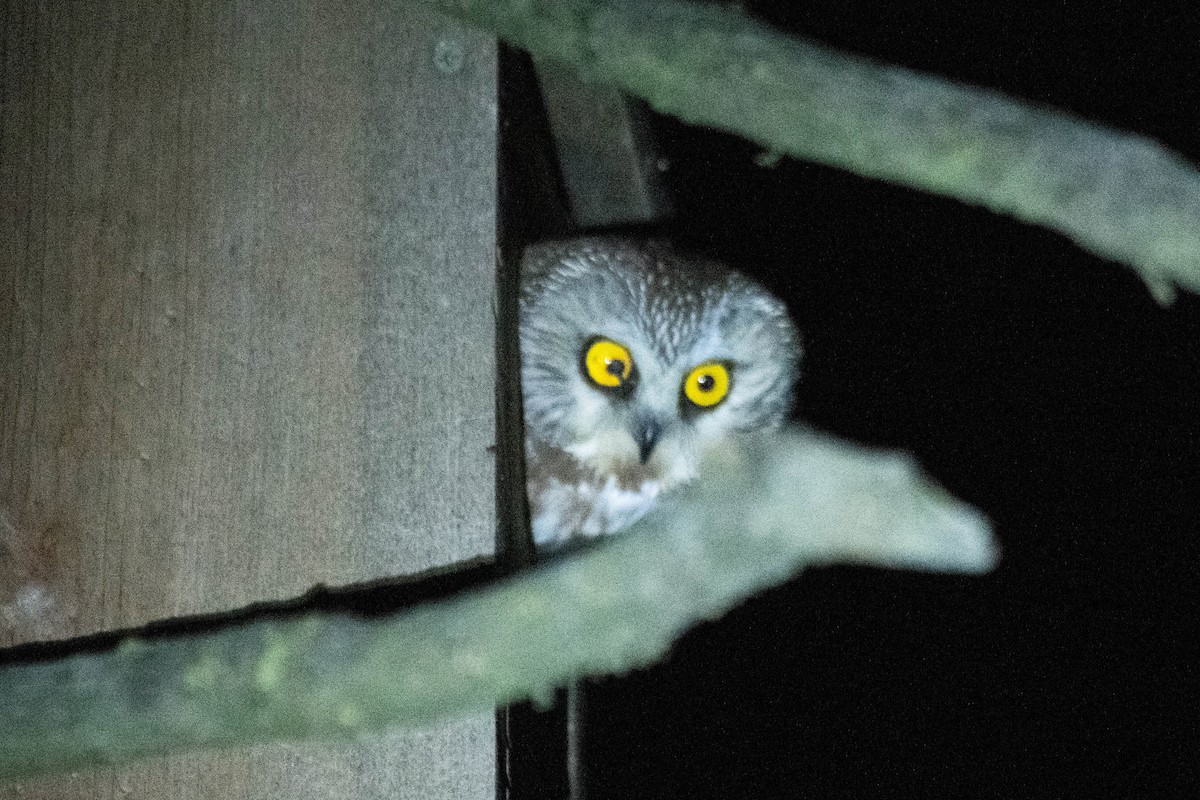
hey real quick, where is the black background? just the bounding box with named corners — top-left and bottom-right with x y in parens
top-left (579, 2), bottom-right (1200, 798)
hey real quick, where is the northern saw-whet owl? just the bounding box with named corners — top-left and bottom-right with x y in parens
top-left (521, 237), bottom-right (802, 549)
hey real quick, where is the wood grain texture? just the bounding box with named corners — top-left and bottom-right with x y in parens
top-left (1, 0), bottom-right (496, 796)
top-left (1, 720), bottom-right (493, 800)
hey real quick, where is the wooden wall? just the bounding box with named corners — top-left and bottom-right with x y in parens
top-left (0, 1), bottom-right (497, 796)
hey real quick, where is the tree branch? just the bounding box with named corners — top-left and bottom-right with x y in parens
top-left (432, 0), bottom-right (1200, 301)
top-left (0, 429), bottom-right (995, 781)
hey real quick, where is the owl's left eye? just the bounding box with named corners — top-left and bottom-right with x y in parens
top-left (582, 337), bottom-right (635, 391)
top-left (683, 362), bottom-right (731, 409)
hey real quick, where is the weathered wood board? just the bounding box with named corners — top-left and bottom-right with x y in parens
top-left (0, 0), bottom-right (497, 796)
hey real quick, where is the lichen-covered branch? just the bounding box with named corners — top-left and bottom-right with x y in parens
top-left (432, 0), bottom-right (1200, 301)
top-left (0, 429), bottom-right (995, 781)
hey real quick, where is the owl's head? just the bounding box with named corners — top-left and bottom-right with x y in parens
top-left (520, 237), bottom-right (802, 487)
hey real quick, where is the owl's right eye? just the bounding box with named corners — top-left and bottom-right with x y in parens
top-left (582, 337), bottom-right (635, 390)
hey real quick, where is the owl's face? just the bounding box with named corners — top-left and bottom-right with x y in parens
top-left (521, 238), bottom-right (802, 488)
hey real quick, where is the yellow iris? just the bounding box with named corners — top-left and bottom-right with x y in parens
top-left (684, 362), bottom-right (730, 408)
top-left (583, 338), bottom-right (634, 388)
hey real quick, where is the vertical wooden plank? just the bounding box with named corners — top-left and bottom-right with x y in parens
top-left (0, 0), bottom-right (496, 797)
top-left (493, 45), bottom-right (577, 800)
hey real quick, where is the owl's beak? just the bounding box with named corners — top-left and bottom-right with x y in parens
top-left (635, 417), bottom-right (663, 464)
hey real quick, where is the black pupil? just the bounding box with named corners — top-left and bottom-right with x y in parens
top-left (697, 373), bottom-right (715, 392)
top-left (606, 358), bottom-right (625, 377)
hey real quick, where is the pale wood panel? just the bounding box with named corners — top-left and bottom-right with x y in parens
top-left (3, 719), bottom-right (494, 800)
top-left (0, 0), bottom-right (495, 796)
